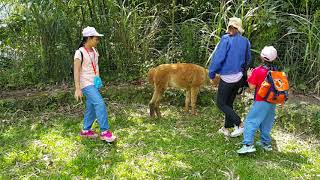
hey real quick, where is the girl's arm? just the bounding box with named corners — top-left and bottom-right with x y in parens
top-left (248, 83), bottom-right (256, 90)
top-left (96, 66), bottom-right (99, 76)
top-left (74, 58), bottom-right (82, 101)
top-left (94, 48), bottom-right (100, 76)
top-left (247, 68), bottom-right (256, 89)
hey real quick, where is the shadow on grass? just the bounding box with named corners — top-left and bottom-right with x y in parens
top-left (70, 104), bottom-right (315, 178)
top-left (0, 103), bottom-right (318, 179)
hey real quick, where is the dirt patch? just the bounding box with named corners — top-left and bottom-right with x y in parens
top-left (0, 82), bottom-right (319, 105)
top-left (287, 92), bottom-right (320, 105)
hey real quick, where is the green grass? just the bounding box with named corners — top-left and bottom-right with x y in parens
top-left (0, 85), bottom-right (320, 179)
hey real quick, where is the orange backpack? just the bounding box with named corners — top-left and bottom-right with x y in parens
top-left (257, 66), bottom-right (289, 104)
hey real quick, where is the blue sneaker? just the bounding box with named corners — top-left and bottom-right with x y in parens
top-left (237, 145), bottom-right (256, 154)
top-left (256, 141), bottom-right (272, 151)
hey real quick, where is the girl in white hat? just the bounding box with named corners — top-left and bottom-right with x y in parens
top-left (237, 46), bottom-right (278, 154)
top-left (73, 26), bottom-right (116, 142)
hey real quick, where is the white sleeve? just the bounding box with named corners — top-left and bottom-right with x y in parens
top-left (74, 50), bottom-right (82, 61)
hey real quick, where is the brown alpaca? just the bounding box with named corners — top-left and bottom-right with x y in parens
top-left (147, 63), bottom-right (220, 117)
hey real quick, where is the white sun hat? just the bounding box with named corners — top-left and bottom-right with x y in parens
top-left (82, 26), bottom-right (104, 37)
top-left (260, 46), bottom-right (278, 62)
top-left (226, 17), bottom-right (244, 34)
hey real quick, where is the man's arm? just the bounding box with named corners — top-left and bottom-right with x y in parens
top-left (208, 36), bottom-right (229, 79)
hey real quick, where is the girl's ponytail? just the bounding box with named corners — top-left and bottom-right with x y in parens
top-left (78, 37), bottom-right (88, 49)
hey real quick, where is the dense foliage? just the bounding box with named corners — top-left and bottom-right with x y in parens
top-left (0, 0), bottom-right (319, 94)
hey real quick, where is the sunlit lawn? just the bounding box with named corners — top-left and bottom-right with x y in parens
top-left (1, 87), bottom-right (320, 179)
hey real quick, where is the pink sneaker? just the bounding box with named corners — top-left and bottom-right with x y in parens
top-left (100, 130), bottom-right (116, 142)
top-left (80, 130), bottom-right (98, 138)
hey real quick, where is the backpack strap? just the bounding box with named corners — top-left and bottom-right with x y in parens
top-left (263, 71), bottom-right (274, 101)
top-left (262, 64), bottom-right (278, 71)
top-left (264, 69), bottom-right (284, 101)
top-left (70, 49), bottom-right (84, 76)
top-left (80, 50), bottom-right (84, 65)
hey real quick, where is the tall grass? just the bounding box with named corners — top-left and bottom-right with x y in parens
top-left (0, 0), bottom-right (319, 94)
top-left (280, 11), bottom-right (320, 94)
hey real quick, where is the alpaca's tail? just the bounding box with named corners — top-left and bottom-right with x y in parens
top-left (147, 68), bottom-right (156, 85)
